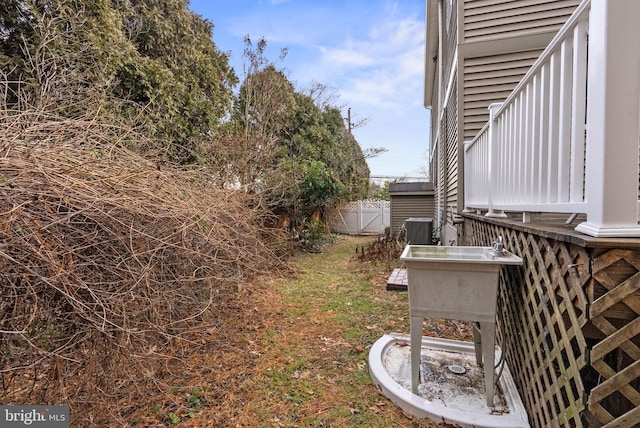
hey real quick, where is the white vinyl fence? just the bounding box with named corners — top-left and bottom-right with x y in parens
top-left (330, 200), bottom-right (390, 235)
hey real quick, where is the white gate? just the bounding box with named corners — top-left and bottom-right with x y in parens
top-left (330, 200), bottom-right (390, 235)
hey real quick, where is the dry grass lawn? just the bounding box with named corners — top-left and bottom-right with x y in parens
top-left (137, 235), bottom-right (470, 427)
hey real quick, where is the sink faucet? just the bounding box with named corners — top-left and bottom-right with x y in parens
top-left (493, 235), bottom-right (504, 256)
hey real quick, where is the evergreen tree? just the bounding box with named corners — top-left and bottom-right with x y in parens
top-left (0, 0), bottom-right (237, 163)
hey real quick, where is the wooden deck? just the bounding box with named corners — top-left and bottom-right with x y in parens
top-left (462, 213), bottom-right (640, 248)
top-left (463, 211), bottom-right (640, 249)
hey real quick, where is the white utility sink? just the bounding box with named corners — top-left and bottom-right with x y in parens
top-left (400, 245), bottom-right (522, 322)
top-left (401, 245), bottom-right (517, 262)
top-left (400, 244), bottom-right (523, 407)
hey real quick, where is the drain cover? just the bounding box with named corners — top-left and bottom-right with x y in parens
top-left (447, 364), bottom-right (467, 375)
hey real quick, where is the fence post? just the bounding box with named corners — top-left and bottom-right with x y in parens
top-left (575, 0), bottom-right (640, 237)
top-left (485, 103), bottom-right (507, 218)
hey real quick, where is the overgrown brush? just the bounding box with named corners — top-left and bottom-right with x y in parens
top-left (354, 229), bottom-right (406, 264)
top-left (0, 110), bottom-right (287, 424)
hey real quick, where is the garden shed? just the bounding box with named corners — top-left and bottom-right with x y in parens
top-left (389, 182), bottom-right (435, 236)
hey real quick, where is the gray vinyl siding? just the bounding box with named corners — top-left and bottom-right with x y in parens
top-left (445, 71), bottom-right (458, 221)
top-left (463, 0), bottom-right (582, 43)
top-left (463, 50), bottom-right (542, 140)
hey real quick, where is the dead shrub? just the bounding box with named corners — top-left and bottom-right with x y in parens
top-left (0, 110), bottom-right (287, 425)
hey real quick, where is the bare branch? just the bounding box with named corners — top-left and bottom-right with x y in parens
top-left (362, 146), bottom-right (388, 159)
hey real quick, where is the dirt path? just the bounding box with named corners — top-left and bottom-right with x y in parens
top-left (147, 235), bottom-right (465, 427)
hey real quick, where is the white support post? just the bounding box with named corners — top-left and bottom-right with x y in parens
top-left (575, 0), bottom-right (640, 237)
top-left (569, 19), bottom-right (588, 203)
top-left (486, 103), bottom-right (507, 218)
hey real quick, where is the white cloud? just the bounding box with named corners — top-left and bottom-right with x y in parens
top-left (305, 13), bottom-right (425, 111)
top-left (317, 44), bottom-right (376, 68)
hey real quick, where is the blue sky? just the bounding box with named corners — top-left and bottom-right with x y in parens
top-left (188, 0), bottom-right (430, 180)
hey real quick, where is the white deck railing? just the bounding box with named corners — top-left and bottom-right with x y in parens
top-left (463, 0), bottom-right (640, 237)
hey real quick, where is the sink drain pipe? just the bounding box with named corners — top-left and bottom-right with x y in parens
top-left (494, 345), bottom-right (506, 387)
top-left (472, 322), bottom-right (508, 390)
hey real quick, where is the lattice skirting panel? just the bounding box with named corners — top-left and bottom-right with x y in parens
top-left (463, 219), bottom-right (640, 428)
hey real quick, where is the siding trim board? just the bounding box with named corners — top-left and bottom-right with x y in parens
top-left (465, 4), bottom-right (579, 25)
top-left (463, 0), bottom-right (582, 44)
top-left (460, 32), bottom-right (557, 59)
top-left (466, 21), bottom-right (568, 43)
top-left (464, 0), bottom-right (579, 16)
